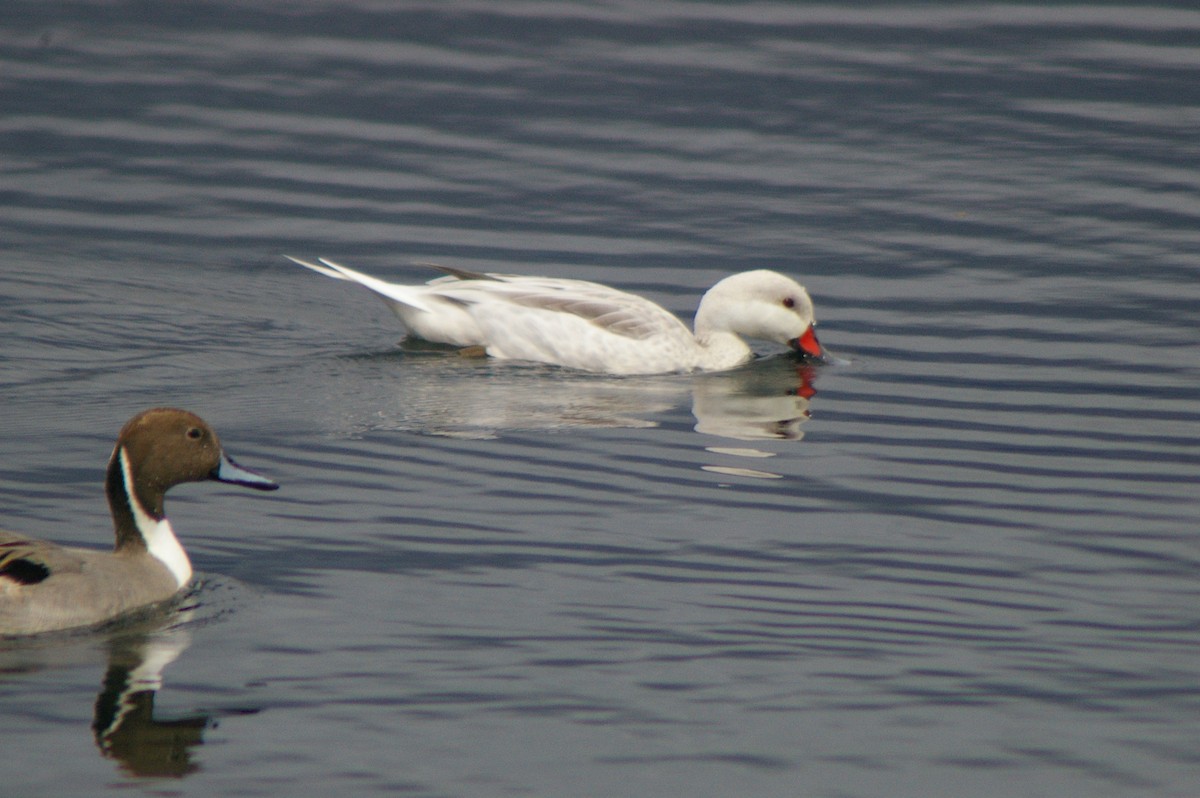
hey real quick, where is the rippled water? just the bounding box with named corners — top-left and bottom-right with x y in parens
top-left (2, 2), bottom-right (1199, 796)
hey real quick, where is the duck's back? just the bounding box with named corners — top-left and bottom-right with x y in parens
top-left (418, 275), bottom-right (702, 374)
top-left (0, 531), bottom-right (178, 636)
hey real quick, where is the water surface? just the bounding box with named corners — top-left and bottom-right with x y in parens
top-left (1, 2), bottom-right (1198, 796)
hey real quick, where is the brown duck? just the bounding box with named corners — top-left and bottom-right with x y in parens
top-left (1, 408), bottom-right (278, 636)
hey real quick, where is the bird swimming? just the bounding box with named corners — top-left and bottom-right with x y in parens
top-left (285, 256), bottom-right (823, 375)
top-left (1, 408), bottom-right (278, 636)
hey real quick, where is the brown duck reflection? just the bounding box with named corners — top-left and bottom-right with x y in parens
top-left (90, 621), bottom-right (211, 777)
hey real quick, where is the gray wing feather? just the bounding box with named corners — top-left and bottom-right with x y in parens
top-left (0, 535), bottom-right (86, 584)
top-left (506, 293), bottom-right (668, 341)
top-left (417, 262), bottom-right (503, 282)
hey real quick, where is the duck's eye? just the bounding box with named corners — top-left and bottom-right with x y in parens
top-left (186, 427), bottom-right (203, 440)
top-left (782, 297), bottom-right (796, 309)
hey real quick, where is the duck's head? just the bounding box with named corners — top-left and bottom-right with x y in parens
top-left (696, 270), bottom-right (823, 360)
top-left (107, 408), bottom-right (278, 538)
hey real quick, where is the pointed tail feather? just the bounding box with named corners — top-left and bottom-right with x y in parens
top-left (284, 255), bottom-right (435, 313)
top-left (283, 255), bottom-right (349, 280)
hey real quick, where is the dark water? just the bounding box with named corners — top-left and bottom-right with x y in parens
top-left (2, 2), bottom-right (1199, 796)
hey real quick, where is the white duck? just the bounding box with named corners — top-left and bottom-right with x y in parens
top-left (285, 257), bottom-right (823, 375)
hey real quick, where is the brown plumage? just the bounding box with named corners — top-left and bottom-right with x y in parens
top-left (1, 408), bottom-right (277, 636)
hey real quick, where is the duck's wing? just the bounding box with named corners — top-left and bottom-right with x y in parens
top-left (418, 262), bottom-right (503, 283)
top-left (0, 533), bottom-right (84, 587)
top-left (288, 256), bottom-right (693, 348)
top-left (434, 277), bottom-right (689, 342)
top-left (503, 290), bottom-right (669, 340)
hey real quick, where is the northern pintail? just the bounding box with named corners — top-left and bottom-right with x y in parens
top-left (0, 408), bottom-right (278, 636)
top-left (285, 257), bottom-right (823, 375)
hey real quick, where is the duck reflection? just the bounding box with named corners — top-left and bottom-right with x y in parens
top-left (91, 621), bottom-right (209, 778)
top-left (691, 362), bottom-right (817, 440)
top-left (0, 608), bottom-right (211, 779)
top-left (310, 349), bottom-right (820, 441)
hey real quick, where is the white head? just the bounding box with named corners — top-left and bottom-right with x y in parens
top-left (694, 270), bottom-right (823, 359)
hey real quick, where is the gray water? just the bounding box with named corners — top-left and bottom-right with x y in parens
top-left (2, 2), bottom-right (1199, 796)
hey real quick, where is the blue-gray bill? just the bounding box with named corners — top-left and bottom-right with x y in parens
top-left (210, 453), bottom-right (279, 490)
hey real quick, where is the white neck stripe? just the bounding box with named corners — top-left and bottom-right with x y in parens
top-left (119, 448), bottom-right (193, 588)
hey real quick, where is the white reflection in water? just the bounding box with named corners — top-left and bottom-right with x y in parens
top-left (691, 362), bottom-right (817, 441)
top-left (301, 347), bottom-right (819, 446)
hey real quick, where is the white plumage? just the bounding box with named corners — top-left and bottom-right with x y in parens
top-left (286, 257), bottom-right (823, 375)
